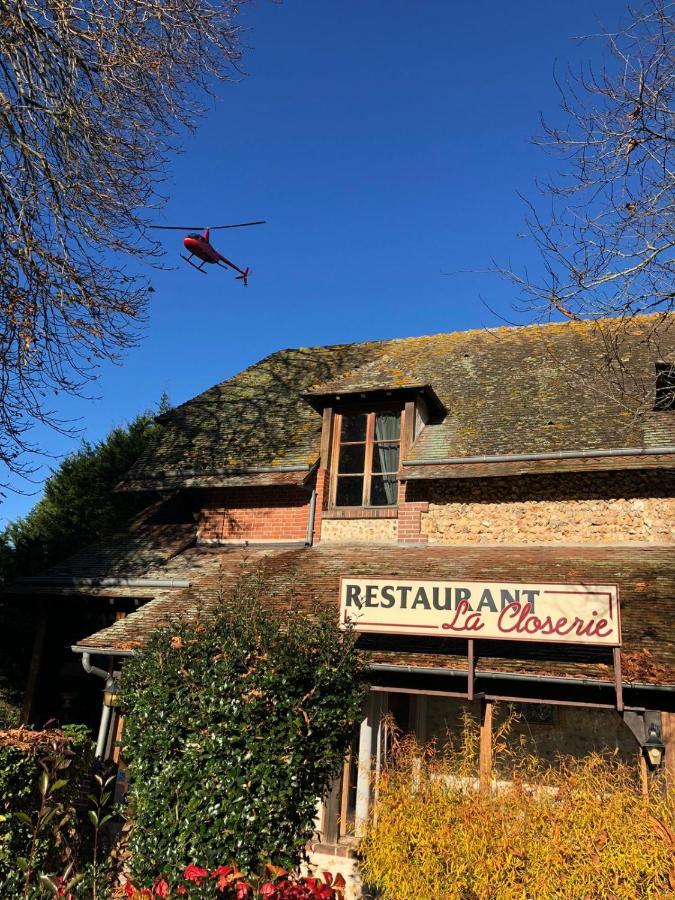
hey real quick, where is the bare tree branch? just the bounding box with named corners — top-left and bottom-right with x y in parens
top-left (0, 0), bottom-right (249, 486)
top-left (495, 0), bottom-right (675, 412)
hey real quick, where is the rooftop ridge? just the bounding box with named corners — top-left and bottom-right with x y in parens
top-left (288, 311), bottom-right (673, 355)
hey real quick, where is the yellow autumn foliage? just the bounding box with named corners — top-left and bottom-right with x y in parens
top-left (360, 714), bottom-right (675, 900)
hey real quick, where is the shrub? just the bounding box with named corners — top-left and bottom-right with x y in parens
top-left (122, 864), bottom-right (346, 898)
top-left (120, 564), bottom-right (366, 886)
top-left (360, 714), bottom-right (675, 900)
top-left (0, 725), bottom-right (92, 897)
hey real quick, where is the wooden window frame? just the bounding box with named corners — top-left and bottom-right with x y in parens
top-left (329, 404), bottom-right (404, 510)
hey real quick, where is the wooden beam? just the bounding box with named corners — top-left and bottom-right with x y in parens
top-left (479, 698), bottom-right (493, 796)
top-left (21, 602), bottom-right (47, 726)
top-left (467, 640), bottom-right (475, 701)
top-left (402, 400), bottom-right (416, 457)
top-left (339, 748), bottom-right (352, 838)
top-left (319, 407), bottom-right (333, 470)
top-left (613, 647), bottom-right (624, 712)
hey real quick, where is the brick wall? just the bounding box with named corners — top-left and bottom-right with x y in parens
top-left (407, 470), bottom-right (674, 545)
top-left (397, 479), bottom-right (429, 544)
top-left (197, 485), bottom-right (312, 543)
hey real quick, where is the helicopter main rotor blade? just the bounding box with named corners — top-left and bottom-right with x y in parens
top-left (149, 221), bottom-right (266, 231)
top-left (208, 221), bottom-right (266, 229)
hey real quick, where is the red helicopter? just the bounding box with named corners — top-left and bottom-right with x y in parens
top-left (151, 221), bottom-right (265, 284)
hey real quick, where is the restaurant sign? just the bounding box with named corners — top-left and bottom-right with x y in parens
top-left (339, 577), bottom-right (621, 647)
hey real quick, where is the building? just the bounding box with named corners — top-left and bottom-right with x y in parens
top-left (12, 314), bottom-right (675, 894)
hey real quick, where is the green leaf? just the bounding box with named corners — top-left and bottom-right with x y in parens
top-left (49, 779), bottom-right (68, 793)
top-left (88, 809), bottom-right (99, 827)
top-left (66, 873), bottom-right (86, 891)
top-left (15, 811), bottom-right (33, 826)
top-left (38, 771), bottom-right (49, 797)
top-left (39, 875), bottom-right (59, 894)
top-left (41, 807), bottom-right (58, 827)
top-left (16, 856), bottom-right (28, 872)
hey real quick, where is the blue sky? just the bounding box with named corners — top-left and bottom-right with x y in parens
top-left (2, 0), bottom-right (625, 523)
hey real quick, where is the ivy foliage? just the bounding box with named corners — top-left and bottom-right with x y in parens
top-left (121, 565), bottom-right (366, 884)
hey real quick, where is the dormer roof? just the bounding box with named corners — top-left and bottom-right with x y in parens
top-left (302, 355), bottom-right (446, 415)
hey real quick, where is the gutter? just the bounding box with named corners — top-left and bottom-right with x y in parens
top-left (72, 646), bottom-right (136, 657)
top-left (305, 488), bottom-right (317, 547)
top-left (368, 662), bottom-right (674, 693)
top-left (402, 445), bottom-right (675, 468)
top-left (126, 463), bottom-right (312, 479)
top-left (18, 576), bottom-right (191, 588)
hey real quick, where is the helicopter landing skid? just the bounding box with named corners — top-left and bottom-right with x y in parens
top-left (181, 254), bottom-right (207, 274)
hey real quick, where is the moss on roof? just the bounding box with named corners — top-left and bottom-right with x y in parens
top-left (121, 315), bottom-right (675, 490)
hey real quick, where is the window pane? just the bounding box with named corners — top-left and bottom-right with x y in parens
top-left (338, 443), bottom-right (366, 473)
top-left (371, 474), bottom-right (398, 506)
top-left (372, 442), bottom-right (399, 474)
top-left (335, 476), bottom-right (364, 506)
top-left (374, 411), bottom-right (400, 441)
top-left (341, 414), bottom-right (367, 442)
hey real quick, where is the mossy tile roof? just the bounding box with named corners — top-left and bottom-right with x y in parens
top-left (121, 315), bottom-right (675, 489)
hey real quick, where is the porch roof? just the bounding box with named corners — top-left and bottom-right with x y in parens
top-left (74, 543), bottom-right (675, 688)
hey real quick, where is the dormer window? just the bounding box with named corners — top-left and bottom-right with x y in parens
top-left (332, 409), bottom-right (401, 507)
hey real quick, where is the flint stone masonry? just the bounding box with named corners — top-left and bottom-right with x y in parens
top-left (320, 518), bottom-right (398, 544)
top-left (414, 471), bottom-right (674, 545)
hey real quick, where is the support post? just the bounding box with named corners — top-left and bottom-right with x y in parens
top-left (467, 640), bottom-right (475, 701)
top-left (355, 692), bottom-right (378, 838)
top-left (662, 712), bottom-right (675, 789)
top-left (639, 752), bottom-right (649, 800)
top-left (21, 602), bottom-right (47, 726)
top-left (322, 777), bottom-right (342, 844)
top-left (413, 694), bottom-right (428, 744)
top-left (479, 697), bottom-right (493, 796)
top-left (613, 647), bottom-right (624, 712)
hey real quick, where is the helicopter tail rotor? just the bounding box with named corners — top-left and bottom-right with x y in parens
top-left (236, 267), bottom-right (250, 286)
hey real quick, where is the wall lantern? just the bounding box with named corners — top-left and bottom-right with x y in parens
top-left (103, 677), bottom-right (120, 708)
top-left (643, 723), bottom-right (666, 770)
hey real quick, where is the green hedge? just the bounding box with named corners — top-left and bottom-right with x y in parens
top-left (121, 565), bottom-right (366, 886)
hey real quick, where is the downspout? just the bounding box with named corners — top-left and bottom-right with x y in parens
top-left (81, 652), bottom-right (118, 760)
top-left (305, 487), bottom-right (317, 546)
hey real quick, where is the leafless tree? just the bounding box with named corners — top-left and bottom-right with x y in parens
top-left (499, 0), bottom-right (673, 322)
top-left (495, 0), bottom-right (674, 412)
top-left (0, 0), bottom-right (248, 484)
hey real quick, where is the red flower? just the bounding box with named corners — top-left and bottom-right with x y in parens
top-left (235, 882), bottom-right (252, 899)
top-left (260, 884), bottom-right (277, 898)
top-left (183, 864), bottom-right (209, 885)
top-left (153, 879), bottom-right (170, 898)
top-left (177, 888), bottom-right (187, 896)
top-left (123, 885), bottom-right (136, 898)
top-left (211, 866), bottom-right (234, 878)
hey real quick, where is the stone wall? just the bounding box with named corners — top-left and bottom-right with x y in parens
top-left (320, 518), bottom-right (398, 544)
top-left (413, 471), bottom-right (674, 545)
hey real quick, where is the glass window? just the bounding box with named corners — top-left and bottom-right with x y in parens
top-left (333, 409), bottom-right (401, 507)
